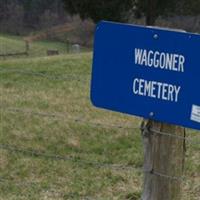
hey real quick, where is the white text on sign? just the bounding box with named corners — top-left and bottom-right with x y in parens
top-left (133, 78), bottom-right (181, 102)
top-left (133, 48), bottom-right (184, 102)
top-left (135, 48), bottom-right (185, 72)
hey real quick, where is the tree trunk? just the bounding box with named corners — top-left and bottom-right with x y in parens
top-left (146, 0), bottom-right (157, 25)
top-left (141, 120), bottom-right (185, 200)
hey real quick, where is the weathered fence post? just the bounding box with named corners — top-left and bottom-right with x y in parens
top-left (25, 40), bottom-right (30, 55)
top-left (141, 120), bottom-right (186, 200)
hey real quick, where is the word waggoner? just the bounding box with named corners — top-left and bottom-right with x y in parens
top-left (135, 48), bottom-right (185, 72)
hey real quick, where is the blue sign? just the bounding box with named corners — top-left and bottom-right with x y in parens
top-left (91, 21), bottom-right (200, 130)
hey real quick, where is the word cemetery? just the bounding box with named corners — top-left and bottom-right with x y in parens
top-left (133, 78), bottom-right (181, 102)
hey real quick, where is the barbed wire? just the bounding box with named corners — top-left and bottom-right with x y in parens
top-left (0, 143), bottom-right (140, 171)
top-left (0, 114), bottom-right (197, 184)
top-left (144, 170), bottom-right (185, 181)
top-left (0, 106), bottom-right (138, 130)
top-left (0, 177), bottom-right (94, 199)
top-left (0, 127), bottom-right (197, 181)
top-left (2, 106), bottom-right (200, 144)
top-left (0, 143), bottom-right (188, 182)
top-left (0, 176), bottom-right (39, 187)
top-left (1, 106), bottom-right (200, 144)
top-left (0, 68), bottom-right (90, 82)
top-left (140, 121), bottom-right (200, 145)
top-left (149, 128), bottom-right (200, 144)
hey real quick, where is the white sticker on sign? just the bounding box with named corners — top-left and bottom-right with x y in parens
top-left (191, 105), bottom-right (200, 123)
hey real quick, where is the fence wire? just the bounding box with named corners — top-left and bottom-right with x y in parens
top-left (0, 109), bottom-right (198, 181)
top-left (150, 128), bottom-right (200, 144)
top-left (0, 68), bottom-right (90, 82)
top-left (1, 106), bottom-right (200, 145)
top-left (140, 120), bottom-right (200, 145)
top-left (0, 176), bottom-right (94, 200)
top-left (0, 143), bottom-right (188, 182)
top-left (0, 143), bottom-right (139, 171)
top-left (0, 106), bottom-right (138, 130)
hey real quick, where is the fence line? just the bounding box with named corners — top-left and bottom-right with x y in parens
top-left (0, 107), bottom-right (138, 130)
top-left (1, 106), bottom-right (200, 145)
top-left (0, 176), bottom-right (39, 187)
top-left (0, 143), bottom-right (139, 171)
top-left (140, 120), bottom-right (200, 145)
top-left (0, 113), bottom-right (197, 189)
top-left (147, 170), bottom-right (185, 181)
top-left (0, 110), bottom-right (197, 184)
top-left (0, 143), bottom-right (189, 182)
top-left (0, 52), bottom-right (28, 58)
top-left (149, 128), bottom-right (200, 144)
top-left (0, 68), bottom-right (90, 82)
top-left (0, 177), bottom-right (94, 200)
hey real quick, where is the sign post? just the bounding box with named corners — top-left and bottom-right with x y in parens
top-left (90, 21), bottom-right (200, 199)
top-left (141, 120), bottom-right (185, 200)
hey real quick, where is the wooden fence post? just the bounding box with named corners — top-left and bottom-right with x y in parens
top-left (141, 120), bottom-right (186, 200)
top-left (25, 40), bottom-right (30, 55)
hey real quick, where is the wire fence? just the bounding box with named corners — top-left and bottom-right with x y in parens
top-left (0, 142), bottom-right (189, 183)
top-left (0, 106), bottom-right (138, 130)
top-left (0, 66), bottom-right (200, 199)
top-left (1, 106), bottom-right (200, 145)
top-left (0, 68), bottom-right (90, 82)
top-left (0, 143), bottom-right (139, 171)
top-left (0, 176), bottom-right (94, 200)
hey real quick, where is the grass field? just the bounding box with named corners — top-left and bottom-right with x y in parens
top-left (0, 36), bottom-right (199, 199)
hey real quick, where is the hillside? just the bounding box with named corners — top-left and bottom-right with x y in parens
top-left (0, 49), bottom-right (199, 198)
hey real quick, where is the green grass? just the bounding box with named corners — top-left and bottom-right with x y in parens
top-left (0, 53), bottom-right (143, 200)
top-left (0, 34), bottom-right (26, 54)
top-left (0, 46), bottom-right (199, 199)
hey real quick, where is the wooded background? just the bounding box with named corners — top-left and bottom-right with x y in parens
top-left (1, 0), bottom-right (200, 36)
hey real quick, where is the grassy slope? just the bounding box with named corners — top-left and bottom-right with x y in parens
top-left (0, 40), bottom-right (199, 199)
